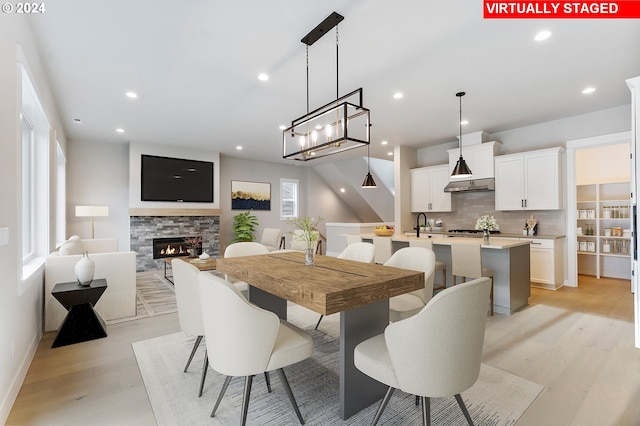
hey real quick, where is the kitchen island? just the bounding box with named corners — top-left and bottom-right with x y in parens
top-left (362, 234), bottom-right (531, 315)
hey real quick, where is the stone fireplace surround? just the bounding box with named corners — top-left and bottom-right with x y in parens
top-left (129, 208), bottom-right (221, 272)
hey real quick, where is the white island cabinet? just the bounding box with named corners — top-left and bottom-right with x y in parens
top-left (410, 164), bottom-right (454, 212)
top-left (495, 147), bottom-right (564, 211)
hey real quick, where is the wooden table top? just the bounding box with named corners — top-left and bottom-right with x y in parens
top-left (164, 256), bottom-right (217, 270)
top-left (216, 251), bottom-right (424, 315)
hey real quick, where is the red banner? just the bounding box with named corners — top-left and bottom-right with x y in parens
top-left (484, 1), bottom-right (640, 18)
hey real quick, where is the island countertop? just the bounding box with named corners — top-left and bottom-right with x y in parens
top-left (361, 234), bottom-right (531, 249)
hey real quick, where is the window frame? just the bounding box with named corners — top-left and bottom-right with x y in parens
top-left (280, 178), bottom-right (299, 220)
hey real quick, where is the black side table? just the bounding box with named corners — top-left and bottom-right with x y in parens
top-left (51, 279), bottom-right (108, 348)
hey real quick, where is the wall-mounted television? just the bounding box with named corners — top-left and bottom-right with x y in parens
top-left (141, 154), bottom-right (214, 202)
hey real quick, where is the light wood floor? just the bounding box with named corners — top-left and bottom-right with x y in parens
top-left (7, 275), bottom-right (640, 425)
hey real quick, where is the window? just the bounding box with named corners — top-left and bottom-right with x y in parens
top-left (21, 116), bottom-right (34, 260)
top-left (19, 51), bottom-right (50, 278)
top-left (280, 178), bottom-right (298, 219)
top-left (56, 141), bottom-right (66, 247)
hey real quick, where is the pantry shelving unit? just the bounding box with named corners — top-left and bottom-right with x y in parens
top-left (577, 182), bottom-right (631, 279)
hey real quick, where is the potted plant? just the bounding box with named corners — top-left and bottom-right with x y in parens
top-left (231, 210), bottom-right (259, 243)
top-left (286, 216), bottom-right (323, 265)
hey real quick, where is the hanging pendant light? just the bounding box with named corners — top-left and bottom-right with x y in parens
top-left (451, 91), bottom-right (473, 178)
top-left (361, 143), bottom-right (377, 188)
top-left (282, 12), bottom-right (371, 161)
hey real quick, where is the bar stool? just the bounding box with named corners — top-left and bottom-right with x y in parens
top-left (372, 236), bottom-right (393, 264)
top-left (450, 243), bottom-right (494, 315)
top-left (408, 239), bottom-right (446, 292)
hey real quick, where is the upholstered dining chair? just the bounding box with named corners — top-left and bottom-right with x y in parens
top-left (314, 242), bottom-right (375, 330)
top-left (354, 277), bottom-right (492, 426)
top-left (372, 236), bottom-right (393, 264)
top-left (198, 272), bottom-right (314, 426)
top-left (223, 242), bottom-right (270, 297)
top-left (450, 242), bottom-right (495, 315)
top-left (408, 239), bottom-right (447, 292)
top-left (345, 234), bottom-right (363, 245)
top-left (384, 247), bottom-right (436, 322)
top-left (172, 258), bottom-right (208, 397)
top-left (260, 228), bottom-right (284, 252)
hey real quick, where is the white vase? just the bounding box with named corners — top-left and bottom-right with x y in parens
top-left (75, 251), bottom-right (95, 286)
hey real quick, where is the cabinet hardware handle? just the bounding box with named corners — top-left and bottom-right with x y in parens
top-left (531, 242), bottom-right (542, 245)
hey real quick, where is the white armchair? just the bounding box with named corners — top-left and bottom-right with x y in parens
top-left (44, 237), bottom-right (136, 332)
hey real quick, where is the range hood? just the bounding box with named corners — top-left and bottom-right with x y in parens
top-left (444, 136), bottom-right (502, 193)
top-left (444, 177), bottom-right (495, 192)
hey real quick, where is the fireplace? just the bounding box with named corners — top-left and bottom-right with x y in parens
top-left (152, 236), bottom-right (202, 259)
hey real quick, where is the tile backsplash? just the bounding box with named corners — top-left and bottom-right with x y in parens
top-left (416, 191), bottom-right (566, 235)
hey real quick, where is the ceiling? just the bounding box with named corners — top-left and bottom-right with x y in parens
top-left (28, 0), bottom-right (640, 164)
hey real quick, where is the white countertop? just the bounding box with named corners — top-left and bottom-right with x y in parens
top-left (361, 233), bottom-right (531, 249)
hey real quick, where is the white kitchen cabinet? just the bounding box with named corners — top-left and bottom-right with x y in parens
top-left (495, 147), bottom-right (564, 211)
top-left (502, 236), bottom-right (564, 289)
top-left (410, 164), bottom-right (454, 212)
top-left (447, 141), bottom-right (501, 180)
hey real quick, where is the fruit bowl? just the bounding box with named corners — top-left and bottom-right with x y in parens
top-left (374, 228), bottom-right (394, 236)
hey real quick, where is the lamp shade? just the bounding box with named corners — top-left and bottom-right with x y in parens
top-left (75, 206), bottom-right (109, 217)
top-left (451, 156), bottom-right (473, 178)
top-left (361, 172), bottom-right (377, 188)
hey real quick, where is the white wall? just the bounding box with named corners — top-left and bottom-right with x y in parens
top-left (0, 19), bottom-right (67, 423)
top-left (67, 140), bottom-right (130, 251)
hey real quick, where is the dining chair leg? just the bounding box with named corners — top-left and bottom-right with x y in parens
top-left (314, 314), bottom-right (324, 330)
top-left (264, 372), bottom-right (272, 393)
top-left (422, 396), bottom-right (431, 426)
top-left (276, 368), bottom-right (305, 424)
top-left (415, 395), bottom-right (419, 405)
top-left (240, 375), bottom-right (254, 426)
top-left (210, 375), bottom-right (232, 417)
top-left (184, 335), bottom-right (203, 372)
top-left (371, 386), bottom-right (395, 426)
top-left (455, 393), bottom-right (474, 426)
top-left (198, 350), bottom-right (208, 397)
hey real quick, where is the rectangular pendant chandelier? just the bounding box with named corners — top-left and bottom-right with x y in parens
top-left (283, 88), bottom-right (370, 161)
top-left (282, 11), bottom-right (370, 162)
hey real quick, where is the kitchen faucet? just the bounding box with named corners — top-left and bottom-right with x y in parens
top-left (415, 212), bottom-right (427, 238)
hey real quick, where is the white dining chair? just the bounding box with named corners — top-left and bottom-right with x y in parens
top-left (372, 236), bottom-right (393, 264)
top-left (223, 242), bottom-right (270, 297)
top-left (345, 234), bottom-right (362, 245)
top-left (198, 272), bottom-right (314, 425)
top-left (408, 239), bottom-right (446, 292)
top-left (314, 242), bottom-right (375, 330)
top-left (172, 258), bottom-right (208, 397)
top-left (354, 277), bottom-right (492, 426)
top-left (384, 247), bottom-right (436, 322)
top-left (260, 228), bottom-right (284, 252)
top-left (450, 242), bottom-right (494, 315)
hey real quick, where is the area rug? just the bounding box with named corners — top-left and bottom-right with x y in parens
top-left (133, 305), bottom-right (543, 425)
top-left (106, 271), bottom-right (177, 325)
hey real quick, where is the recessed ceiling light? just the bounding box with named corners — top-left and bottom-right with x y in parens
top-left (381, 140), bottom-right (388, 145)
top-left (582, 87), bottom-right (596, 94)
top-left (236, 146), bottom-right (243, 150)
top-left (534, 30), bottom-right (552, 41)
top-left (460, 120), bottom-right (469, 126)
top-left (279, 125), bottom-right (286, 130)
top-left (116, 128), bottom-right (125, 133)
top-left (393, 92), bottom-right (403, 99)
top-left (387, 152), bottom-right (393, 156)
top-left (126, 91), bottom-right (138, 98)
top-left (258, 73), bottom-right (269, 81)
top-left (340, 188), bottom-right (346, 193)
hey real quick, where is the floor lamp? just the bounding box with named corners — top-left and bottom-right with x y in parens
top-left (75, 205), bottom-right (109, 239)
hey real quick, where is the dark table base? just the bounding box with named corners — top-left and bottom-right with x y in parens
top-left (52, 303), bottom-right (107, 348)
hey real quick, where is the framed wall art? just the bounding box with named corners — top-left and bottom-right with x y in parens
top-left (231, 180), bottom-right (271, 210)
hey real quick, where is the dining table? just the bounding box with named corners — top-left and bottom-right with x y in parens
top-left (215, 250), bottom-right (424, 420)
